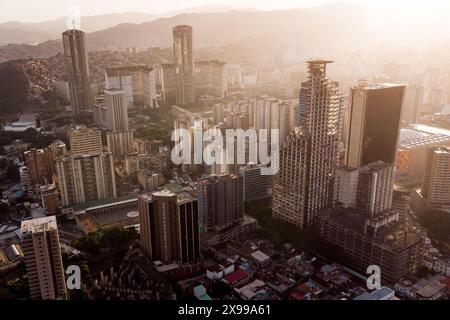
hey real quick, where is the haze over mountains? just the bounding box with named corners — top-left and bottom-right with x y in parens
top-left (0, 5), bottom-right (246, 45)
top-left (1, 2), bottom-right (450, 62)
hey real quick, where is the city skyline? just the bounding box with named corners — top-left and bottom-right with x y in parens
top-left (1, 1), bottom-right (450, 305)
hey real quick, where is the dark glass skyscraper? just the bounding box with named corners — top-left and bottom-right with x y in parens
top-left (139, 190), bottom-right (200, 264)
top-left (173, 25), bottom-right (195, 105)
top-left (346, 83), bottom-right (406, 168)
top-left (62, 29), bottom-right (93, 115)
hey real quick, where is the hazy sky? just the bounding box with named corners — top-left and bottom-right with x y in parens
top-left (1, 0), bottom-right (449, 23)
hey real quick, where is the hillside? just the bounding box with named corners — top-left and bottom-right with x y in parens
top-left (0, 4), bottom-right (370, 61)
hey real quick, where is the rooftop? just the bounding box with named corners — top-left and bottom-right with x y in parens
top-left (21, 216), bottom-right (58, 235)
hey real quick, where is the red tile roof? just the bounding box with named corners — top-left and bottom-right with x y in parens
top-left (224, 270), bottom-right (249, 285)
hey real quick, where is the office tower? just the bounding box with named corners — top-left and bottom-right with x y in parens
top-left (105, 65), bottom-right (158, 108)
top-left (422, 146), bottom-right (450, 206)
top-left (138, 190), bottom-right (200, 264)
top-left (239, 164), bottom-right (271, 202)
top-left (40, 184), bottom-right (60, 216)
top-left (198, 173), bottom-right (244, 231)
top-left (24, 148), bottom-right (54, 186)
top-left (346, 83), bottom-right (406, 168)
top-left (194, 60), bottom-right (228, 99)
top-left (104, 89), bottom-right (129, 131)
top-left (68, 125), bottom-right (103, 155)
top-left (173, 25), bottom-right (195, 105)
top-left (55, 152), bottom-right (117, 206)
top-left (21, 216), bottom-right (66, 300)
top-left (106, 131), bottom-right (134, 158)
top-left (272, 61), bottom-right (342, 228)
top-left (62, 29), bottom-right (92, 115)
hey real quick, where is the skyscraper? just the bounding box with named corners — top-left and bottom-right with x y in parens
top-left (173, 25), bottom-right (195, 105)
top-left (272, 61), bottom-right (342, 228)
top-left (139, 190), bottom-right (200, 264)
top-left (198, 173), bottom-right (244, 231)
top-left (346, 83), bottom-right (406, 168)
top-left (62, 29), bottom-right (93, 115)
top-left (21, 216), bottom-right (66, 300)
top-left (24, 148), bottom-right (54, 186)
top-left (105, 89), bottom-right (129, 131)
top-left (422, 146), bottom-right (450, 206)
top-left (55, 152), bottom-right (117, 206)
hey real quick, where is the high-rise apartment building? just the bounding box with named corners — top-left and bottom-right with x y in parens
top-left (253, 97), bottom-right (296, 146)
top-left (104, 89), bottom-right (129, 131)
top-left (55, 152), bottom-right (117, 206)
top-left (272, 61), bottom-right (342, 228)
top-left (198, 173), bottom-right (244, 231)
top-left (173, 25), bottom-right (195, 105)
top-left (106, 130), bottom-right (134, 158)
top-left (68, 125), bottom-right (103, 155)
top-left (49, 140), bottom-right (67, 158)
top-left (139, 190), bottom-right (200, 264)
top-left (24, 148), bottom-right (54, 186)
top-left (333, 161), bottom-right (395, 217)
top-left (194, 60), bottom-right (228, 99)
top-left (422, 146), bottom-right (450, 206)
top-left (40, 184), bottom-right (60, 216)
top-left (346, 83), bottom-right (406, 168)
top-left (62, 29), bottom-right (92, 115)
top-left (239, 164), bottom-right (271, 202)
top-left (21, 216), bottom-right (66, 300)
top-left (105, 65), bottom-right (158, 108)
top-left (356, 162), bottom-right (395, 217)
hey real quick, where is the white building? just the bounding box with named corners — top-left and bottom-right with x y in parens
top-left (105, 65), bottom-right (158, 108)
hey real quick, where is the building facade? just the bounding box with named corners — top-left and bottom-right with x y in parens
top-left (55, 152), bottom-right (117, 206)
top-left (139, 190), bottom-right (200, 264)
top-left (21, 216), bottom-right (66, 300)
top-left (173, 25), bottom-right (195, 105)
top-left (346, 83), bottom-right (406, 168)
top-left (272, 61), bottom-right (342, 228)
top-left (62, 29), bottom-right (92, 115)
top-left (105, 65), bottom-right (158, 108)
